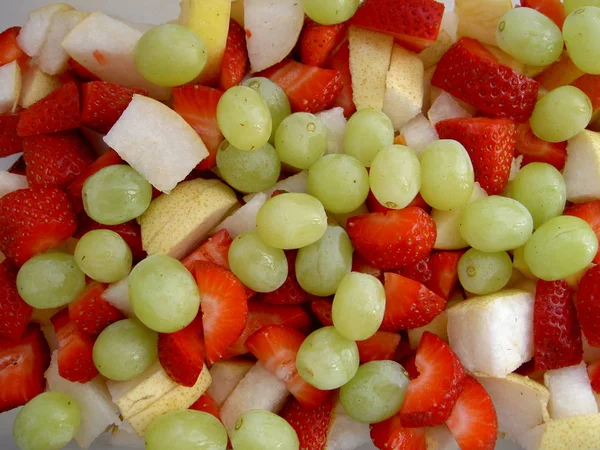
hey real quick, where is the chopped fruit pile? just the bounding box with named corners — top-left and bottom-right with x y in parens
top-left (4, 0), bottom-right (600, 450)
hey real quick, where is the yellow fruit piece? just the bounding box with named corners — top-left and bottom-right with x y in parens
top-left (455, 0), bottom-right (513, 46)
top-left (518, 414), bottom-right (600, 450)
top-left (418, 30), bottom-right (454, 70)
top-left (19, 66), bottom-right (60, 108)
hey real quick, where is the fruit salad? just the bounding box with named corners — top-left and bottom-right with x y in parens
top-left (2, 0), bottom-right (600, 449)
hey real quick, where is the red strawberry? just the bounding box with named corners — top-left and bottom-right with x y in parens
top-left (0, 114), bottom-right (23, 157)
top-left (428, 252), bottom-right (462, 300)
top-left (18, 82), bottom-right (81, 137)
top-left (370, 414), bottom-right (427, 450)
top-left (182, 229), bottom-right (233, 273)
top-left (436, 117), bottom-right (516, 195)
top-left (347, 208), bottom-right (437, 271)
top-left (0, 186), bottom-right (78, 266)
top-left (247, 325), bottom-right (330, 408)
top-left (23, 131), bottom-right (94, 188)
top-left (219, 20), bottom-right (248, 91)
top-left (533, 280), bottom-right (583, 371)
top-left (588, 360), bottom-right (600, 393)
top-left (445, 376), bottom-right (498, 450)
top-left (51, 309), bottom-right (99, 383)
top-left (0, 324), bottom-right (50, 413)
top-left (515, 122), bottom-right (567, 171)
top-left (367, 191), bottom-right (431, 214)
top-left (158, 315), bottom-right (205, 387)
top-left (572, 74), bottom-right (600, 120)
top-left (521, 0), bottom-right (566, 29)
top-left (382, 273), bottom-right (446, 331)
top-left (0, 262), bottom-right (32, 340)
top-left (299, 19), bottom-right (349, 67)
top-left (172, 85), bottom-right (224, 171)
top-left (190, 392), bottom-right (220, 419)
top-left (432, 38), bottom-right (539, 123)
top-left (262, 251), bottom-right (308, 305)
top-left (325, 40), bottom-right (355, 117)
top-left (575, 266), bottom-right (600, 347)
top-left (400, 353), bottom-right (419, 380)
top-left (259, 59), bottom-right (343, 113)
top-left (564, 201), bottom-right (600, 264)
top-left (399, 255), bottom-right (432, 286)
top-left (280, 395), bottom-right (333, 450)
top-left (351, 253), bottom-right (382, 280)
top-left (399, 332), bottom-right (466, 427)
top-left (309, 297), bottom-right (334, 327)
top-left (68, 282), bottom-right (124, 335)
top-left (81, 81), bottom-right (146, 134)
top-left (356, 331), bottom-right (401, 363)
top-left (351, 0), bottom-right (444, 52)
top-left (195, 262), bottom-right (248, 363)
top-left (0, 27), bottom-right (28, 68)
top-left (68, 58), bottom-right (100, 81)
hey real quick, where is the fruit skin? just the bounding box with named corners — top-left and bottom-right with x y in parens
top-left (346, 207), bottom-right (437, 271)
top-left (0, 324), bottom-right (50, 413)
top-left (436, 117), bottom-right (516, 195)
top-left (75, 215), bottom-right (145, 262)
top-left (325, 40), bottom-right (356, 117)
top-left (189, 392), bottom-right (220, 420)
top-left (299, 19), bottom-right (349, 68)
top-left (0, 114), bottom-right (23, 157)
top-left (515, 122), bottom-right (567, 171)
top-left (0, 262), bottom-right (32, 341)
top-left (261, 251), bottom-right (308, 305)
top-left (575, 266), bottom-right (600, 347)
top-left (521, 0), bottom-right (566, 29)
top-left (0, 186), bottom-right (78, 267)
top-left (533, 280), bottom-right (583, 371)
top-left (181, 229), bottom-right (232, 273)
top-left (279, 395), bottom-right (334, 450)
top-left (355, 331), bottom-right (401, 363)
top-left (400, 251), bottom-right (461, 300)
top-left (68, 282), bottom-right (124, 335)
top-left (432, 38), bottom-right (540, 123)
top-left (219, 19), bottom-right (248, 91)
top-left (370, 414), bottom-right (427, 450)
top-left (0, 27), bottom-right (29, 68)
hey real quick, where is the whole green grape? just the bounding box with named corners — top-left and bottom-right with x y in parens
top-left (275, 113), bottom-right (327, 169)
top-left (564, 0), bottom-right (600, 15)
top-left (243, 77), bottom-right (291, 143)
top-left (344, 109), bottom-right (394, 167)
top-left (563, 6), bottom-right (600, 75)
top-left (458, 249), bottom-right (513, 295)
top-left (230, 410), bottom-right (299, 450)
top-left (302, 0), bottom-right (360, 25)
top-left (74, 230), bottom-right (132, 283)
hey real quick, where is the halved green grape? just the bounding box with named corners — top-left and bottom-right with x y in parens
top-left (256, 193), bottom-right (328, 249)
top-left (339, 360), bottom-right (409, 424)
top-left (228, 231), bottom-right (288, 293)
top-left (82, 165), bottom-right (153, 226)
top-left (524, 215), bottom-right (598, 280)
top-left (134, 24), bottom-right (207, 87)
top-left (217, 86), bottom-right (272, 151)
top-left (295, 226), bottom-right (353, 297)
top-left (274, 113), bottom-right (327, 169)
top-left (296, 326), bottom-right (360, 390)
top-left (128, 254), bottom-right (200, 333)
top-left (17, 252), bottom-right (85, 309)
top-left (230, 410), bottom-right (299, 450)
top-left (145, 410), bottom-right (227, 450)
top-left (508, 162), bottom-right (567, 228)
top-left (93, 319), bottom-right (158, 381)
top-left (74, 230), bottom-right (132, 283)
top-left (496, 8), bottom-right (563, 66)
top-left (564, 0), bottom-right (600, 15)
top-left (344, 109), bottom-right (394, 167)
top-left (302, 0), bottom-right (360, 25)
top-left (458, 249), bottom-right (513, 295)
top-left (13, 392), bottom-right (81, 450)
top-left (563, 6), bottom-right (600, 75)
top-left (216, 140), bottom-right (281, 193)
top-left (243, 77), bottom-right (291, 143)
top-left (370, 145), bottom-right (421, 210)
top-left (307, 154), bottom-right (370, 214)
top-left (332, 272), bottom-right (386, 341)
top-left (459, 196), bottom-right (534, 252)
top-left (529, 86), bottom-right (592, 143)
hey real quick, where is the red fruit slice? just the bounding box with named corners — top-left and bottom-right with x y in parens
top-left (189, 392), bottom-right (220, 420)
top-left (0, 262), bottom-right (32, 341)
top-left (356, 331), bottom-right (401, 363)
top-left (521, 0), bottom-right (566, 29)
top-left (280, 395), bottom-right (334, 450)
top-left (325, 40), bottom-right (355, 117)
top-left (0, 27), bottom-right (29, 68)
top-left (299, 19), bottom-right (349, 67)
top-left (588, 360), bottom-right (600, 393)
top-left (309, 296), bottom-right (334, 327)
top-left (219, 20), bottom-right (248, 91)
top-left (182, 229), bottom-right (233, 273)
top-left (574, 266), bottom-right (600, 347)
top-left (370, 414), bottom-right (427, 450)
top-left (68, 58), bottom-right (100, 81)
top-left (564, 201), bottom-right (600, 264)
top-left (351, 253), bottom-right (382, 280)
top-left (428, 251), bottom-right (462, 300)
top-left (68, 282), bottom-right (124, 335)
top-left (0, 114), bottom-right (23, 158)
top-left (515, 122), bottom-right (567, 171)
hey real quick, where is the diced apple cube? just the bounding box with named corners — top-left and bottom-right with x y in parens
top-left (316, 107), bottom-right (347, 155)
top-left (399, 114), bottom-right (439, 156)
top-left (455, 0), bottom-right (513, 46)
top-left (0, 61), bottom-right (21, 114)
top-left (19, 66), bottom-right (60, 108)
top-left (38, 10), bottom-right (88, 75)
top-left (517, 414), bottom-right (600, 450)
top-left (418, 30), bottom-right (455, 70)
top-left (563, 130), bottom-right (600, 203)
top-left (0, 172), bottom-right (28, 199)
top-left (325, 395), bottom-right (371, 450)
top-left (17, 3), bottom-right (74, 57)
top-left (208, 359), bottom-right (254, 406)
top-left (544, 363), bottom-right (598, 420)
top-left (427, 91), bottom-right (472, 126)
top-left (213, 192), bottom-right (267, 239)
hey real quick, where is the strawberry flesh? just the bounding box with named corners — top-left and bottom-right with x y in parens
top-left (325, 40), bottom-right (356, 117)
top-left (564, 201), bottom-right (600, 264)
top-left (309, 296), bottom-right (334, 327)
top-left (189, 392), bottom-right (220, 420)
top-left (575, 266), bottom-right (600, 347)
top-left (515, 122), bottom-right (567, 171)
top-left (68, 282), bottom-right (124, 335)
top-left (521, 0), bottom-right (566, 29)
top-left (0, 114), bottom-right (23, 157)
top-left (280, 395), bottom-right (333, 450)
top-left (356, 331), bottom-right (401, 363)
top-left (370, 414), bottom-right (427, 450)
top-left (299, 19), bottom-right (349, 68)
top-left (219, 20), bottom-right (249, 91)
top-left (0, 27), bottom-right (29, 68)
top-left (181, 229), bottom-right (233, 273)
top-left (0, 262), bottom-right (32, 341)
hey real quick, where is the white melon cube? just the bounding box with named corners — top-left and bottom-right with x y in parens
top-left (213, 192), bottom-right (267, 238)
top-left (316, 107), bottom-right (347, 155)
top-left (400, 114), bottom-right (439, 156)
top-left (517, 414), bottom-right (600, 450)
top-left (0, 172), bottom-right (28, 199)
top-left (101, 277), bottom-right (134, 316)
top-left (207, 359), bottom-right (254, 406)
top-left (0, 61), bottom-right (21, 114)
top-left (243, 171), bottom-right (308, 203)
top-left (563, 130), bottom-right (600, 202)
top-left (427, 91), bottom-right (472, 126)
top-left (19, 66), bottom-right (60, 108)
top-left (544, 363), bottom-right (598, 420)
top-left (17, 3), bottom-right (74, 57)
top-left (325, 396), bottom-right (371, 450)
top-left (38, 10), bottom-right (88, 75)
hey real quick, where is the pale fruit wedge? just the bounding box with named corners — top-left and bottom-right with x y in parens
top-left (0, 172), bottom-right (28, 198)
top-left (17, 3), bottom-right (74, 57)
top-left (101, 277), bottom-right (134, 316)
top-left (244, 0), bottom-right (304, 72)
top-left (214, 192), bottom-right (267, 239)
top-left (418, 30), bottom-right (455, 70)
top-left (399, 114), bottom-right (439, 156)
top-left (19, 66), bottom-right (60, 108)
top-left (140, 178), bottom-right (238, 259)
top-left (427, 91), bottom-right (472, 126)
top-left (455, 0), bottom-right (513, 46)
top-left (231, 0), bottom-right (245, 26)
top-left (325, 395), bottom-right (371, 450)
top-left (109, 421), bottom-right (144, 449)
top-left (426, 425), bottom-right (460, 450)
top-left (104, 95), bottom-right (209, 193)
top-left (517, 414), bottom-right (600, 450)
top-left (38, 10), bottom-right (88, 75)
top-left (447, 289), bottom-right (535, 377)
top-left (563, 130), bottom-right (600, 203)
top-left (316, 107), bottom-right (347, 155)
top-left (544, 363), bottom-right (598, 420)
top-left (208, 359), bottom-right (254, 406)
top-left (0, 61), bottom-right (21, 114)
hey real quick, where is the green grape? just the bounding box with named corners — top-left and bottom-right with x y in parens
top-left (134, 24), bottom-right (207, 87)
top-left (563, 6), bottom-right (600, 75)
top-left (529, 86), bottom-right (592, 143)
top-left (344, 109), bottom-right (394, 167)
top-left (256, 193), bottom-right (328, 249)
top-left (370, 145), bottom-right (421, 210)
top-left (145, 410), bottom-right (227, 450)
top-left (93, 319), bottom-right (158, 381)
top-left (508, 162), bottom-right (567, 228)
top-left (332, 272), bottom-right (386, 341)
top-left (307, 154), bottom-right (370, 214)
top-left (17, 252), bottom-right (85, 309)
top-left (274, 113), bottom-right (327, 169)
top-left (296, 326), bottom-right (360, 390)
top-left (216, 141), bottom-right (281, 193)
top-left (217, 86), bottom-right (272, 151)
top-left (82, 165), bottom-right (153, 226)
top-left (564, 0), bottom-right (600, 15)
top-left (339, 360), bottom-right (409, 424)
top-left (295, 226), bottom-right (353, 297)
top-left (458, 249), bottom-right (513, 295)
top-left (243, 77), bottom-right (291, 143)
top-left (302, 0), bottom-right (360, 25)
top-left (524, 215), bottom-right (598, 280)
top-left (496, 8), bottom-right (563, 66)
top-left (128, 254), bottom-right (200, 333)
top-left (459, 196), bottom-right (534, 252)
top-left (230, 410), bottom-right (299, 450)
top-left (74, 230), bottom-right (132, 283)
top-left (13, 392), bottom-right (81, 450)
top-left (228, 231), bottom-right (288, 293)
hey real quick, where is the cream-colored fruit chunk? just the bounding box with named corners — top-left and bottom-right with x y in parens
top-left (517, 414), bottom-right (600, 450)
top-left (563, 130), bottom-right (600, 203)
top-left (455, 0), bottom-right (512, 46)
top-left (0, 172), bottom-right (28, 199)
top-left (208, 359), bottom-right (254, 406)
top-left (38, 10), bottom-right (88, 75)
top-left (316, 107), bottom-right (347, 155)
top-left (17, 3), bottom-right (74, 57)
top-left (400, 114), bottom-right (439, 156)
top-left (418, 30), bottom-right (455, 70)
top-left (426, 425), bottom-right (459, 450)
top-left (544, 363), bottom-right (598, 420)
top-left (427, 91), bottom-right (472, 126)
top-left (140, 178), bottom-right (238, 259)
top-left (325, 395), bottom-right (371, 450)
top-left (19, 66), bottom-right (60, 108)
top-left (0, 61), bottom-right (21, 114)
top-left (214, 192), bottom-right (267, 239)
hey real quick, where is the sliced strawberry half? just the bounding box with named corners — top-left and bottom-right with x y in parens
top-left (219, 19), bottom-right (248, 91)
top-left (182, 229), bottom-right (233, 273)
top-left (515, 122), bottom-right (567, 171)
top-left (189, 392), bottom-right (220, 420)
top-left (0, 114), bottom-right (23, 157)
top-left (0, 262), bottom-right (32, 341)
top-left (299, 19), bottom-right (349, 67)
top-left (572, 74), bottom-right (600, 118)
top-left (351, 253), bottom-right (382, 280)
top-left (574, 266), bottom-right (600, 347)
top-left (262, 251), bottom-right (308, 305)
top-left (0, 27), bottom-right (29, 68)
top-left (68, 282), bottom-right (124, 335)
top-left (428, 252), bottom-right (462, 300)
top-left (280, 395), bottom-right (334, 450)
top-left (370, 414), bottom-right (427, 450)
top-left (356, 331), bottom-right (401, 363)
top-left (325, 40), bottom-right (355, 117)
top-left (309, 296), bottom-right (334, 327)
top-left (564, 201), bottom-right (600, 264)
